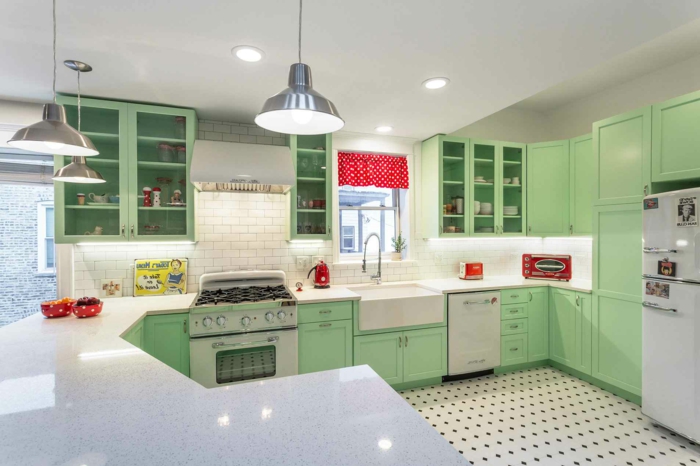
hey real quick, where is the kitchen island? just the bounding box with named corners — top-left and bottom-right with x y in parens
top-left (0, 295), bottom-right (467, 466)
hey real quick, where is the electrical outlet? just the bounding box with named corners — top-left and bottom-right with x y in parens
top-left (312, 255), bottom-right (324, 266)
top-left (434, 252), bottom-right (444, 264)
top-left (296, 256), bottom-right (311, 271)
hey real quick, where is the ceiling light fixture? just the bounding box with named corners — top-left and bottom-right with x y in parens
top-left (375, 126), bottom-right (393, 133)
top-left (52, 60), bottom-right (105, 184)
top-left (231, 45), bottom-right (265, 62)
top-left (422, 77), bottom-right (450, 90)
top-left (255, 0), bottom-right (344, 135)
top-left (7, 0), bottom-right (99, 156)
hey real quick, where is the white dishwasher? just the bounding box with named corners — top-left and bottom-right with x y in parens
top-left (448, 291), bottom-right (501, 376)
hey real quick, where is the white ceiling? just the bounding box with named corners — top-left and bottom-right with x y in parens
top-left (2, 0), bottom-right (700, 139)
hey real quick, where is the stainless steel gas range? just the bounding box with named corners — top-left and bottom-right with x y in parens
top-left (189, 270), bottom-right (298, 389)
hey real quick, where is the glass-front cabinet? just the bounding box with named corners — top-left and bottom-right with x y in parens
top-left (500, 142), bottom-right (526, 235)
top-left (290, 134), bottom-right (332, 240)
top-left (54, 96), bottom-right (196, 243)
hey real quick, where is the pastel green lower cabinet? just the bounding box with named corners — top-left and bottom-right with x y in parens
top-left (575, 292), bottom-right (592, 375)
top-left (123, 319), bottom-right (144, 349)
top-left (501, 334), bottom-right (528, 366)
top-left (353, 327), bottom-right (447, 386)
top-left (298, 320), bottom-right (353, 375)
top-left (402, 327), bottom-right (448, 383)
top-left (527, 288), bottom-right (549, 362)
top-left (143, 314), bottom-right (190, 377)
top-left (354, 332), bottom-right (403, 385)
top-left (549, 288), bottom-right (577, 367)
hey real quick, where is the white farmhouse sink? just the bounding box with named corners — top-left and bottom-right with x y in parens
top-left (353, 284), bottom-right (444, 331)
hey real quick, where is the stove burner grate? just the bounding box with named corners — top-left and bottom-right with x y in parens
top-left (195, 285), bottom-right (293, 306)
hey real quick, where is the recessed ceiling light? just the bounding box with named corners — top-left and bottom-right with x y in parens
top-left (231, 45), bottom-right (265, 62)
top-left (375, 126), bottom-right (393, 132)
top-left (422, 77), bottom-right (450, 90)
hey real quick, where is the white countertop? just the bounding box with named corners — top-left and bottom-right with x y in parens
top-left (293, 276), bottom-right (592, 303)
top-left (0, 295), bottom-right (466, 466)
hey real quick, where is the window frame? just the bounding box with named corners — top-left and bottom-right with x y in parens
top-left (37, 201), bottom-right (55, 275)
top-left (337, 188), bottom-right (400, 257)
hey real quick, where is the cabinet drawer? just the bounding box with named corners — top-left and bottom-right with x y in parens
top-left (501, 318), bottom-right (528, 336)
top-left (298, 301), bottom-right (353, 324)
top-left (501, 289), bottom-right (529, 305)
top-left (501, 334), bottom-right (528, 366)
top-left (501, 303), bottom-right (527, 320)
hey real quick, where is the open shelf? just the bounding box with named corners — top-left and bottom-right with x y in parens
top-left (474, 158), bottom-right (494, 165)
top-left (474, 182), bottom-right (494, 186)
top-left (297, 148), bottom-right (326, 155)
top-left (503, 160), bottom-right (522, 166)
top-left (297, 177), bottom-right (326, 183)
top-left (137, 135), bottom-right (186, 145)
top-left (503, 184), bottom-right (522, 188)
top-left (138, 207), bottom-right (186, 211)
top-left (137, 161), bottom-right (187, 170)
top-left (443, 214), bottom-right (464, 218)
top-left (443, 180), bottom-right (464, 185)
top-left (474, 214), bottom-right (494, 218)
top-left (66, 205), bottom-right (119, 210)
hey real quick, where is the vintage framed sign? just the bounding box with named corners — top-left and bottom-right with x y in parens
top-left (134, 258), bottom-right (188, 297)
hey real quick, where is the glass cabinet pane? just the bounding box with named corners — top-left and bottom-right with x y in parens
top-left (472, 143), bottom-right (496, 235)
top-left (60, 104), bottom-right (124, 238)
top-left (441, 141), bottom-right (466, 235)
top-left (502, 145), bottom-right (524, 234)
top-left (295, 134), bottom-right (328, 237)
top-left (134, 110), bottom-right (189, 238)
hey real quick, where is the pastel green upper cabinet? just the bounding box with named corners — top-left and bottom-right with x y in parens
top-left (652, 90), bottom-right (700, 182)
top-left (298, 320), bottom-right (352, 375)
top-left (354, 332), bottom-right (403, 385)
top-left (592, 203), bottom-right (642, 395)
top-left (549, 288), bottom-right (576, 367)
top-left (527, 287), bottom-right (549, 362)
top-left (500, 142), bottom-right (527, 236)
top-left (402, 327), bottom-right (447, 383)
top-left (127, 103), bottom-right (196, 241)
top-left (290, 134), bottom-right (332, 240)
top-left (569, 134), bottom-right (594, 236)
top-left (143, 314), bottom-right (190, 377)
top-left (420, 135), bottom-right (470, 238)
top-left (54, 97), bottom-right (130, 243)
top-left (592, 107), bottom-right (651, 205)
top-left (526, 140), bottom-right (570, 236)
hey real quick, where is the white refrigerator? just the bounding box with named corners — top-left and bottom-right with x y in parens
top-left (642, 187), bottom-right (700, 442)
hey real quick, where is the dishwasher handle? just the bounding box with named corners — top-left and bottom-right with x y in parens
top-left (463, 299), bottom-right (492, 306)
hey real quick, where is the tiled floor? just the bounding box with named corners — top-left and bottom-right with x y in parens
top-left (399, 366), bottom-right (700, 466)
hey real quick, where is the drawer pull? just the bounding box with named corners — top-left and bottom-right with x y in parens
top-left (319, 310), bottom-right (332, 314)
top-left (509, 310), bottom-right (518, 314)
top-left (319, 323), bottom-right (332, 327)
top-left (510, 347), bottom-right (519, 352)
top-left (398, 336), bottom-right (402, 348)
top-left (510, 294), bottom-right (519, 298)
top-left (509, 325), bottom-right (519, 329)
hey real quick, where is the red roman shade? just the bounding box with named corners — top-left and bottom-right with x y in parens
top-left (337, 152), bottom-right (409, 189)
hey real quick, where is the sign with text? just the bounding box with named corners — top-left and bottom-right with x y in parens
top-left (133, 259), bottom-right (188, 297)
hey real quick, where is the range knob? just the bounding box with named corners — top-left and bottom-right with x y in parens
top-left (216, 315), bottom-right (227, 326)
top-left (202, 316), bottom-right (213, 328)
top-left (240, 316), bottom-right (251, 327)
top-left (277, 310), bottom-right (286, 321)
top-left (265, 312), bottom-right (275, 323)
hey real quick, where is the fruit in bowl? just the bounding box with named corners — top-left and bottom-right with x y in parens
top-left (41, 297), bottom-right (76, 318)
top-left (72, 297), bottom-right (104, 318)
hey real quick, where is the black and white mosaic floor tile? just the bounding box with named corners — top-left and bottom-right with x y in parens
top-left (399, 366), bottom-right (700, 466)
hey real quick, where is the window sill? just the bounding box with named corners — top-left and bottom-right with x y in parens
top-left (35, 271), bottom-right (56, 277)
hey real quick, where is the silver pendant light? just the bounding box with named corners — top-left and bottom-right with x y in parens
top-left (255, 0), bottom-right (344, 135)
top-left (7, 0), bottom-right (99, 156)
top-left (52, 61), bottom-right (105, 184)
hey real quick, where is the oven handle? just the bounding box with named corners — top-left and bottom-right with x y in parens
top-left (211, 336), bottom-right (279, 349)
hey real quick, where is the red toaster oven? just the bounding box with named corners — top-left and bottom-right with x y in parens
top-left (522, 254), bottom-right (572, 281)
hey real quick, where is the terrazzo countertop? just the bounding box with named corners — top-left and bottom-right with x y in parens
top-left (0, 294), bottom-right (467, 466)
top-left (291, 285), bottom-right (362, 303)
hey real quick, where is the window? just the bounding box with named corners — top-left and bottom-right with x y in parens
top-left (37, 201), bottom-right (55, 274)
top-left (338, 186), bottom-right (398, 255)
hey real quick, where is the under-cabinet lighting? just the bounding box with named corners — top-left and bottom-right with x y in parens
top-left (288, 240), bottom-right (325, 243)
top-left (543, 237), bottom-right (592, 241)
top-left (76, 241), bottom-right (196, 246)
top-left (425, 237), bottom-right (542, 241)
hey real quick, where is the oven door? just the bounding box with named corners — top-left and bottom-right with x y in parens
top-left (190, 328), bottom-right (298, 389)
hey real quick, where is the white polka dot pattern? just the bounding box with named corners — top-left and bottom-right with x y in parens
top-left (338, 152), bottom-right (409, 189)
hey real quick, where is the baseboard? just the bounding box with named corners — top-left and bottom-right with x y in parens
top-left (494, 360), bottom-right (548, 374)
top-left (391, 377), bottom-right (444, 391)
top-left (442, 369), bottom-right (494, 383)
top-left (548, 360), bottom-right (642, 406)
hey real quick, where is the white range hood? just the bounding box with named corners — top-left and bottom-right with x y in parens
top-left (190, 140), bottom-right (295, 193)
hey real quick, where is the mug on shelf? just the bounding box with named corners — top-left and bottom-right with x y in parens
top-left (89, 193), bottom-right (109, 203)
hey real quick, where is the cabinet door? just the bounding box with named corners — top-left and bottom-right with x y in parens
top-left (500, 142), bottom-right (526, 236)
top-left (652, 90), bottom-right (700, 182)
top-left (298, 320), bottom-right (352, 375)
top-left (575, 292), bottom-right (592, 375)
top-left (592, 107), bottom-right (651, 205)
top-left (127, 104), bottom-right (197, 241)
top-left (549, 288), bottom-right (577, 368)
top-left (470, 139), bottom-right (499, 236)
top-left (527, 288), bottom-right (549, 362)
top-left (592, 204), bottom-right (642, 395)
top-left (501, 334), bottom-right (528, 366)
top-left (438, 137), bottom-right (470, 237)
top-left (526, 140), bottom-right (570, 236)
top-left (144, 314), bottom-right (190, 376)
top-left (54, 97), bottom-right (130, 243)
top-left (403, 327), bottom-right (448, 383)
top-left (291, 134), bottom-right (332, 240)
top-left (569, 134), bottom-right (594, 235)
top-left (354, 332), bottom-right (403, 385)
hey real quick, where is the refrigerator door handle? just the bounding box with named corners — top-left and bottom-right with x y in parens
top-left (643, 301), bottom-right (677, 313)
top-left (643, 247), bottom-right (678, 254)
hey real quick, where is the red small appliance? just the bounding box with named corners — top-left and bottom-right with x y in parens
top-left (522, 254), bottom-right (572, 281)
top-left (459, 262), bottom-right (483, 280)
top-left (307, 260), bottom-right (331, 288)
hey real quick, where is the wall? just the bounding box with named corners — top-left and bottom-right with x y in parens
top-left (0, 183), bottom-right (56, 326)
top-left (449, 107), bottom-right (555, 144)
top-left (0, 99), bottom-right (43, 149)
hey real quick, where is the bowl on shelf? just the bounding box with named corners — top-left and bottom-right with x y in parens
top-left (108, 195), bottom-right (120, 204)
top-left (72, 301), bottom-right (104, 318)
top-left (474, 201), bottom-right (481, 214)
top-left (40, 299), bottom-right (76, 318)
top-left (503, 178), bottom-right (512, 184)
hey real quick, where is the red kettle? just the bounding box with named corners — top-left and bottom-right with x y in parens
top-left (307, 260), bottom-right (331, 289)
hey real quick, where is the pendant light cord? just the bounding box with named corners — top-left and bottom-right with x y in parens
top-left (77, 70), bottom-right (81, 131)
top-left (298, 0), bottom-right (302, 63)
top-left (52, 0), bottom-right (57, 103)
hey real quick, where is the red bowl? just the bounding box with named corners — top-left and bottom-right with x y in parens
top-left (72, 301), bottom-right (104, 318)
top-left (40, 301), bottom-right (75, 318)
